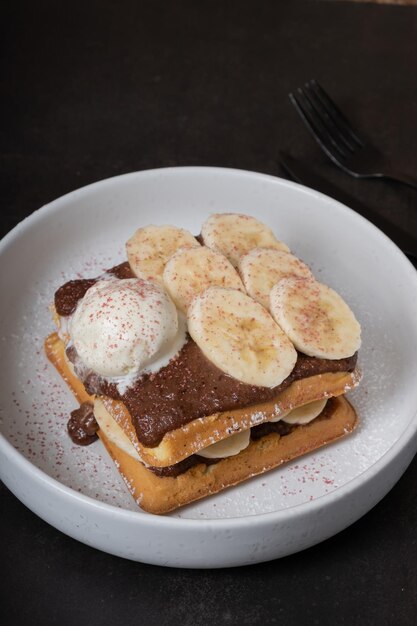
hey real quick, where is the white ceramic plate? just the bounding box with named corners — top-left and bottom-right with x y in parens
top-left (1, 167), bottom-right (417, 568)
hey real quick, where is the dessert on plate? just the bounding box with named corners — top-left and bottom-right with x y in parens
top-left (45, 213), bottom-right (362, 514)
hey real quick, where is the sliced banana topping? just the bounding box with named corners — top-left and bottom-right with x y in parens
top-left (201, 213), bottom-right (289, 268)
top-left (94, 398), bottom-right (142, 461)
top-left (163, 246), bottom-right (245, 313)
top-left (270, 277), bottom-right (361, 360)
top-left (270, 398), bottom-right (328, 424)
top-left (239, 248), bottom-right (313, 310)
top-left (188, 287), bottom-right (297, 388)
top-left (126, 225), bottom-right (200, 284)
top-left (198, 429), bottom-right (251, 459)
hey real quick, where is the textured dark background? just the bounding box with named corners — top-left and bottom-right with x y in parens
top-left (1, 1), bottom-right (417, 624)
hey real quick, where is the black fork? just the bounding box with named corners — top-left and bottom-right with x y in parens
top-left (289, 80), bottom-right (417, 191)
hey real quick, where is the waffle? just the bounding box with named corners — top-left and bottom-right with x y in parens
top-left (45, 330), bottom-right (359, 513)
top-left (99, 395), bottom-right (357, 514)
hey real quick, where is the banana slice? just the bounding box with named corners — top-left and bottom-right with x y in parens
top-left (188, 287), bottom-right (297, 388)
top-left (126, 225), bottom-right (200, 284)
top-left (197, 429), bottom-right (251, 459)
top-left (94, 398), bottom-right (141, 460)
top-left (201, 213), bottom-right (289, 267)
top-left (239, 248), bottom-right (313, 310)
top-left (163, 246), bottom-right (245, 313)
top-left (270, 398), bottom-right (328, 424)
top-left (282, 398), bottom-right (328, 425)
top-left (270, 277), bottom-right (361, 360)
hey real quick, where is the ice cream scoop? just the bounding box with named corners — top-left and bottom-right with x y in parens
top-left (70, 278), bottom-right (181, 379)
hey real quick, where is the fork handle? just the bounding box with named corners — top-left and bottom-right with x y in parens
top-left (382, 170), bottom-right (417, 192)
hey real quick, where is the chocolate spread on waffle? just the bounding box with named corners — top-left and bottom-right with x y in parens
top-left (121, 343), bottom-right (356, 447)
top-left (56, 265), bottom-right (357, 449)
top-left (149, 454), bottom-right (219, 477)
top-left (54, 262), bottom-right (133, 316)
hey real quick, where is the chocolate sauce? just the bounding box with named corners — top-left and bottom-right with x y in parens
top-left (54, 262), bottom-right (133, 316)
top-left (108, 262), bottom-right (136, 280)
top-left (250, 419), bottom-right (295, 440)
top-left (67, 402), bottom-right (99, 445)
top-left (55, 279), bottom-right (97, 316)
top-left (122, 345), bottom-right (356, 447)
top-left (148, 454), bottom-right (218, 477)
top-left (65, 338), bottom-right (356, 448)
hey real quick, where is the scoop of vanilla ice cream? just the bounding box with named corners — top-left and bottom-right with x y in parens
top-left (70, 278), bottom-right (179, 378)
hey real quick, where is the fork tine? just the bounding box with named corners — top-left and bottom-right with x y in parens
top-left (308, 80), bottom-right (364, 147)
top-left (289, 89), bottom-right (348, 163)
top-left (303, 82), bottom-right (357, 152)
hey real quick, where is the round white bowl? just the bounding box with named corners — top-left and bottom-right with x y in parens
top-left (1, 166), bottom-right (416, 568)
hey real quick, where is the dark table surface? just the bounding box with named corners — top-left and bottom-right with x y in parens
top-left (1, 1), bottom-right (417, 624)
